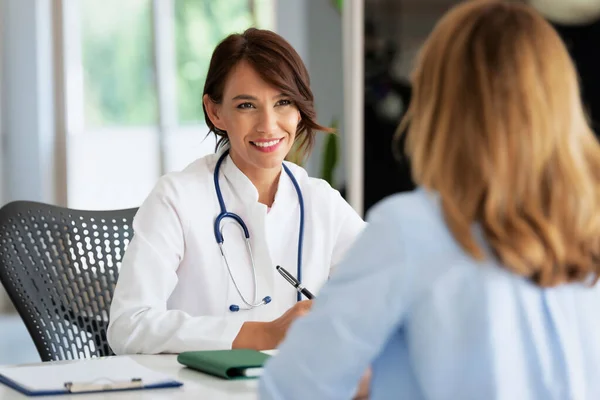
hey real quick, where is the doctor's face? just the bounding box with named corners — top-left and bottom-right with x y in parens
top-left (203, 61), bottom-right (301, 173)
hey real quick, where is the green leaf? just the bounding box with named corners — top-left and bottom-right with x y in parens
top-left (331, 0), bottom-right (343, 13)
top-left (320, 119), bottom-right (339, 187)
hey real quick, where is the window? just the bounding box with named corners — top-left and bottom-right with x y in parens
top-left (82, 0), bottom-right (157, 127)
top-left (62, 0), bottom-right (274, 210)
top-left (175, 0), bottom-right (274, 124)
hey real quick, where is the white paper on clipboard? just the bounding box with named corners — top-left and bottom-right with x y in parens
top-left (0, 356), bottom-right (179, 394)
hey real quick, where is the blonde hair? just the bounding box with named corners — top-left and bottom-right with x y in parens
top-left (399, 0), bottom-right (600, 287)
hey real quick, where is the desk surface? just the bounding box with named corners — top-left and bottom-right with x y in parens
top-left (0, 355), bottom-right (259, 399)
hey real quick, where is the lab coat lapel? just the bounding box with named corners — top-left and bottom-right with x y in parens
top-left (266, 168), bottom-right (302, 308)
top-left (220, 155), bottom-right (260, 203)
top-left (219, 155), bottom-right (277, 317)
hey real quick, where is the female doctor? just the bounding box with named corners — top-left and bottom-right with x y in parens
top-left (107, 28), bottom-right (365, 354)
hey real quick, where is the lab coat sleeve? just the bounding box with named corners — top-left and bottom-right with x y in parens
top-left (330, 190), bottom-right (367, 271)
top-left (258, 198), bottom-right (416, 400)
top-left (107, 176), bottom-right (245, 354)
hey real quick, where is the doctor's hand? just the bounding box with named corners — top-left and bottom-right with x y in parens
top-left (232, 300), bottom-right (313, 350)
top-left (265, 300), bottom-right (313, 348)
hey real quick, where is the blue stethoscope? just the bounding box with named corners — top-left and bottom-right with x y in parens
top-left (213, 150), bottom-right (305, 312)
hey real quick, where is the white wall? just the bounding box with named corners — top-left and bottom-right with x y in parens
top-left (275, 0), bottom-right (310, 69)
top-left (0, 0), bottom-right (7, 314)
top-left (0, 0), bottom-right (56, 313)
top-left (307, 0), bottom-right (346, 188)
top-left (276, 0), bottom-right (346, 188)
top-left (1, 0), bottom-right (56, 205)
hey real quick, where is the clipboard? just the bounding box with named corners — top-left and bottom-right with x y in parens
top-left (0, 357), bottom-right (183, 396)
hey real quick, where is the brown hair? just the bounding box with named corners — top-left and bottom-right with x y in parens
top-left (202, 28), bottom-right (332, 162)
top-left (398, 0), bottom-right (600, 287)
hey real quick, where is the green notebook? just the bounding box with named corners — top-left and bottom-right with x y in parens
top-left (177, 349), bottom-right (271, 380)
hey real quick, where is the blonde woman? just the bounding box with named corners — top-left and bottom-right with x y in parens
top-left (259, 1), bottom-right (600, 399)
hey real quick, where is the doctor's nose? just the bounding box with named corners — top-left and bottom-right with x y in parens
top-left (255, 108), bottom-right (279, 134)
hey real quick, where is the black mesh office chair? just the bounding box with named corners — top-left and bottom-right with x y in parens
top-left (0, 201), bottom-right (137, 362)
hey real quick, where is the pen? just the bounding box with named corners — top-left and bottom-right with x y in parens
top-left (275, 265), bottom-right (315, 300)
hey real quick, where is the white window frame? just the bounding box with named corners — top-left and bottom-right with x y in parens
top-left (151, 0), bottom-right (178, 176)
top-left (59, 0), bottom-right (178, 174)
top-left (342, 0), bottom-right (364, 215)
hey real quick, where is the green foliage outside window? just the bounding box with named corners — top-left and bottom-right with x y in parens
top-left (82, 0), bottom-right (273, 128)
top-left (82, 0), bottom-right (157, 127)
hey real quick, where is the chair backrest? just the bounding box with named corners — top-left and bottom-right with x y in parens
top-left (0, 201), bottom-right (137, 361)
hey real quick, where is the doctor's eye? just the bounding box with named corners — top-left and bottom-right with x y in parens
top-left (237, 102), bottom-right (255, 109)
top-left (276, 99), bottom-right (293, 107)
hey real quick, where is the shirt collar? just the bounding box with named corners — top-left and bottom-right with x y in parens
top-left (221, 153), bottom-right (259, 203)
top-left (220, 152), bottom-right (293, 209)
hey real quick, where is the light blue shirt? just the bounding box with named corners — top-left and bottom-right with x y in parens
top-left (258, 188), bottom-right (600, 400)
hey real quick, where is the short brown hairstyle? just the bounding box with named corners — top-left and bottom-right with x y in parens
top-left (202, 28), bottom-right (331, 162)
top-left (399, 0), bottom-right (600, 287)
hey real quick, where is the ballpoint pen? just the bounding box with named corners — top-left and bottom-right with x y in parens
top-left (275, 265), bottom-right (315, 300)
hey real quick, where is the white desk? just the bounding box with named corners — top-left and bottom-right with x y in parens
top-left (0, 355), bottom-right (259, 399)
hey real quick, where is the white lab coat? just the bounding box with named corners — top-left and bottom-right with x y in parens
top-left (107, 151), bottom-right (365, 354)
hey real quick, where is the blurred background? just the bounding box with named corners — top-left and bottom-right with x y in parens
top-left (1, 0), bottom-right (599, 365)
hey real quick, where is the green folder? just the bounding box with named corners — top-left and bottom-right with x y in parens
top-left (177, 349), bottom-right (271, 380)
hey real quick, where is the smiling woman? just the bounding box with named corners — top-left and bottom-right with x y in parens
top-left (203, 61), bottom-right (301, 179)
top-left (202, 28), bottom-right (332, 163)
top-left (107, 28), bottom-right (365, 356)
top-left (202, 28), bottom-right (335, 205)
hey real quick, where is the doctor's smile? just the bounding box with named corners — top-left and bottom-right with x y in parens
top-left (249, 138), bottom-right (284, 153)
